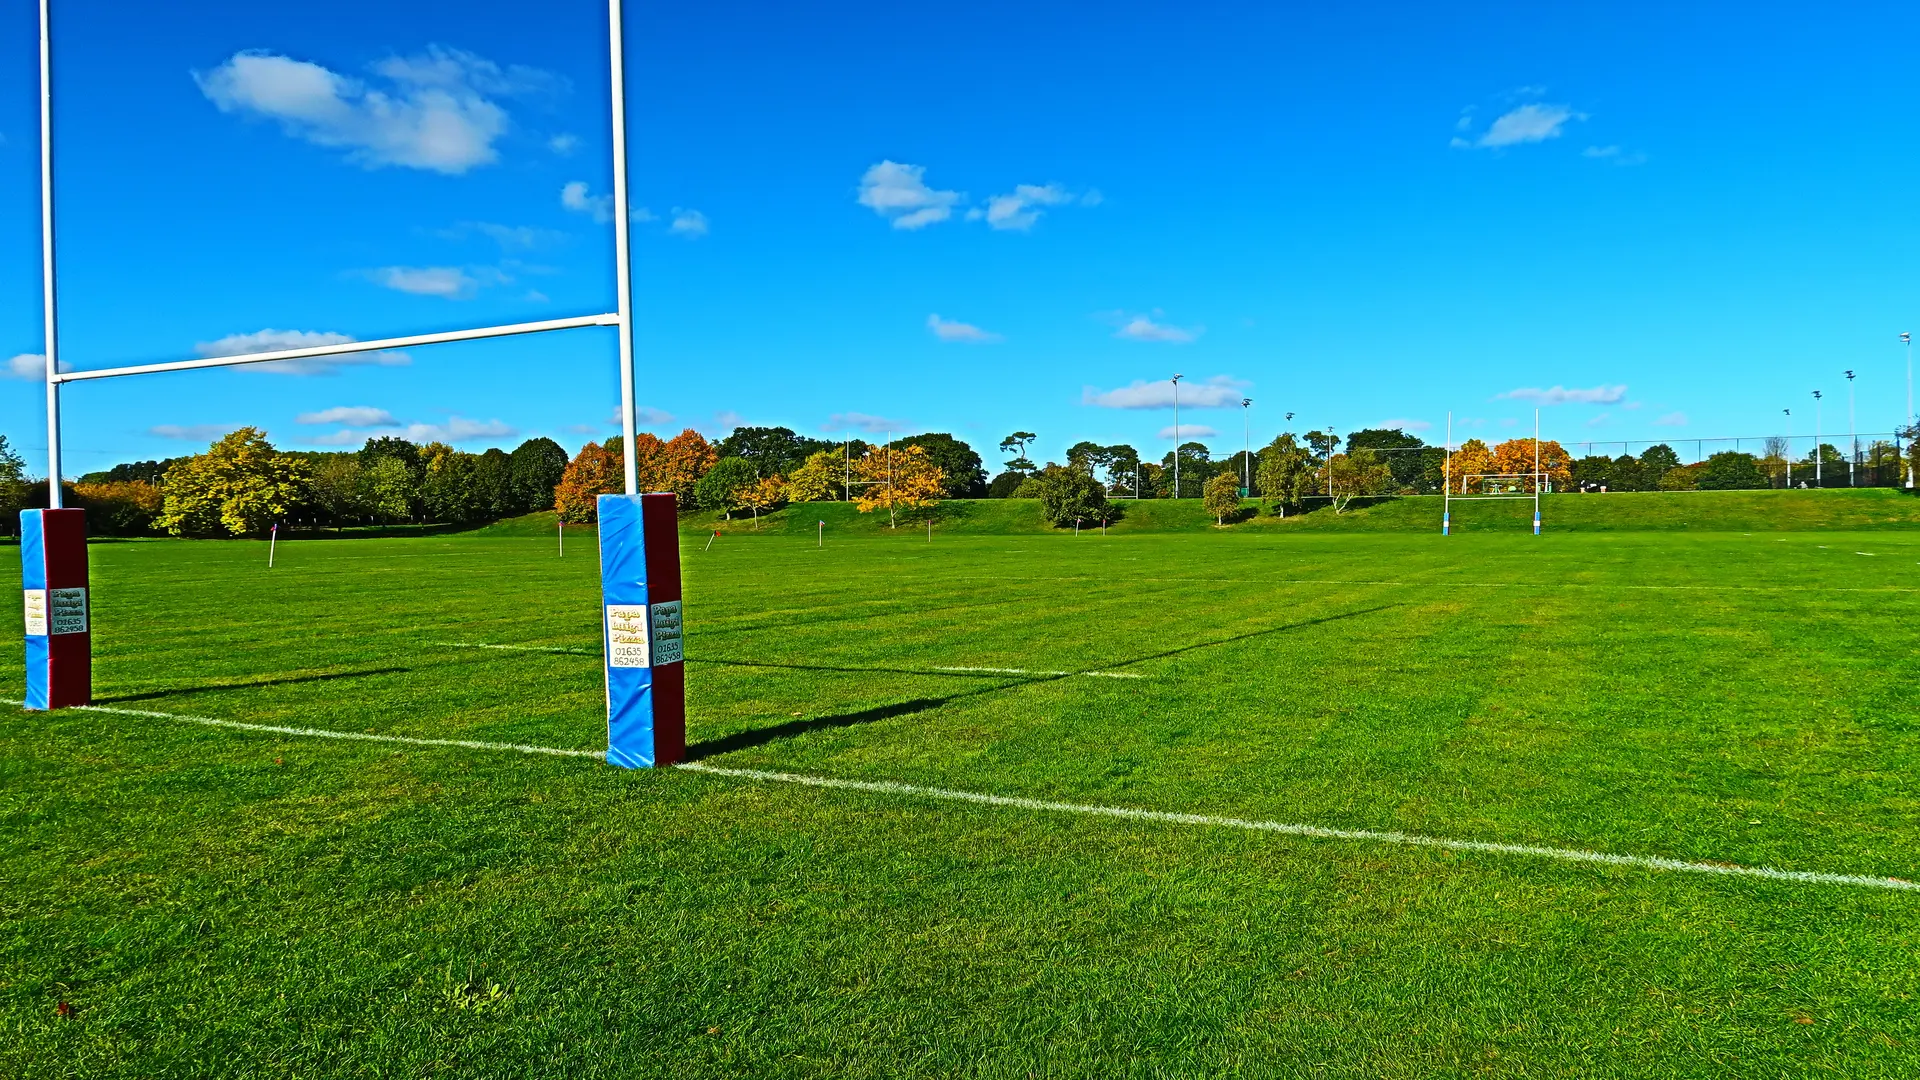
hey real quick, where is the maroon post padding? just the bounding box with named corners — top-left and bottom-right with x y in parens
top-left (641, 492), bottom-right (685, 765)
top-left (42, 508), bottom-right (92, 707)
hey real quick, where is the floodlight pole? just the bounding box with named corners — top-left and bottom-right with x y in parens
top-left (1442, 412), bottom-right (1452, 535)
top-left (1812, 390), bottom-right (1822, 487)
top-left (1904, 333), bottom-right (1915, 488)
top-left (1846, 370), bottom-right (1856, 486)
top-left (39, 0), bottom-right (62, 506)
top-left (609, 0), bottom-right (638, 495)
top-left (1240, 397), bottom-right (1252, 493)
top-left (1783, 408), bottom-right (1792, 487)
top-left (1171, 374), bottom-right (1182, 498)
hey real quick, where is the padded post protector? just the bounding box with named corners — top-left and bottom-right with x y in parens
top-left (598, 493), bottom-right (685, 767)
top-left (20, 508), bottom-right (91, 709)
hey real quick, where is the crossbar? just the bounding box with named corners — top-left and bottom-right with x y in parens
top-left (52, 313), bottom-right (621, 383)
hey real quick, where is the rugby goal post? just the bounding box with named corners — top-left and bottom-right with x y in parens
top-left (1441, 409), bottom-right (1546, 536)
top-left (27, 0), bottom-right (684, 767)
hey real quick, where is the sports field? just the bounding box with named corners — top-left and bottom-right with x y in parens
top-left (6, 496), bottom-right (1920, 1077)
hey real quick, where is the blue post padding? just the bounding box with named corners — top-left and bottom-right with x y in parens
top-left (599, 494), bottom-right (656, 768)
top-left (21, 511), bottom-right (46, 709)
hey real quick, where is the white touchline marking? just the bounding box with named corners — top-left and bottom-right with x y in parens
top-left (432, 641), bottom-right (600, 656)
top-left (17, 698), bottom-right (1916, 894)
top-left (678, 763), bottom-right (1920, 894)
top-left (1, 699), bottom-right (602, 759)
top-left (931, 665), bottom-right (1146, 679)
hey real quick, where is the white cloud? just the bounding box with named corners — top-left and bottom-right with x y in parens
top-left (1583, 144), bottom-right (1648, 166)
top-left (442, 221), bottom-right (564, 250)
top-left (1373, 418), bottom-right (1433, 433)
top-left (977, 183), bottom-right (1076, 231)
top-left (297, 406), bottom-right (395, 426)
top-left (1497, 384), bottom-right (1627, 405)
top-left (825, 412), bottom-right (905, 434)
top-left (560, 181), bottom-right (653, 225)
top-left (5, 353), bottom-right (46, 380)
top-left (1586, 412), bottom-right (1611, 427)
top-left (1454, 103), bottom-right (1582, 149)
top-left (857, 161), bottom-right (961, 230)
top-left (373, 265), bottom-right (476, 298)
top-left (926, 314), bottom-right (1002, 343)
top-left (192, 47), bottom-right (545, 174)
top-left (548, 133), bottom-right (578, 154)
top-left (714, 410), bottom-right (746, 430)
top-left (1114, 314), bottom-right (1200, 343)
top-left (150, 424), bottom-right (234, 441)
top-left (669, 208), bottom-right (708, 237)
top-left (195, 329), bottom-right (411, 376)
top-left (604, 405), bottom-right (675, 427)
top-left (308, 415), bottom-right (515, 446)
top-left (1161, 424), bottom-right (1218, 440)
top-left (1083, 375), bottom-right (1248, 409)
top-left (1653, 411), bottom-right (1688, 426)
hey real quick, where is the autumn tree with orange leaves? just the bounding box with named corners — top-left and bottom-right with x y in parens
top-left (1491, 438), bottom-right (1573, 492)
top-left (850, 443), bottom-right (945, 527)
top-left (1446, 438), bottom-right (1493, 493)
top-left (554, 441), bottom-right (623, 523)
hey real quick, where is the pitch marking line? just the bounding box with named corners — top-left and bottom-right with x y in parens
top-left (16, 698), bottom-right (1916, 895)
top-left (26, 701), bottom-right (603, 759)
top-left (431, 641), bottom-right (601, 656)
top-left (680, 763), bottom-right (1920, 894)
top-left (931, 665), bottom-right (1146, 679)
top-left (428, 646), bottom-right (1148, 679)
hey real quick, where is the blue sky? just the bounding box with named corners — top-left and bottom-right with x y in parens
top-left (3, 0), bottom-right (1919, 476)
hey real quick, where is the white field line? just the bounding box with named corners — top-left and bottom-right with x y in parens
top-left (931, 665), bottom-right (1146, 679)
top-left (992, 575), bottom-right (1920, 594)
top-left (679, 763), bottom-right (1920, 894)
top-left (15, 696), bottom-right (1916, 895)
top-left (5, 700), bottom-right (602, 759)
top-left (430, 645), bottom-right (1147, 678)
top-left (431, 641), bottom-right (601, 656)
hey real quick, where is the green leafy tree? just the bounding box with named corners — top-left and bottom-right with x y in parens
top-left (307, 455), bottom-right (367, 525)
top-left (508, 437), bottom-right (568, 513)
top-left (1322, 448), bottom-right (1391, 514)
top-left (364, 457), bottom-right (416, 523)
top-left (1202, 471), bottom-right (1243, 524)
top-left (1570, 454), bottom-right (1613, 491)
top-left (715, 426), bottom-right (833, 478)
top-left (1158, 442), bottom-right (1214, 498)
top-left (1345, 428), bottom-right (1426, 491)
top-left (471, 448), bottom-right (515, 518)
top-left (1696, 451), bottom-right (1768, 490)
top-left (895, 433), bottom-right (987, 497)
top-left (1102, 444), bottom-right (1142, 494)
top-left (999, 431), bottom-right (1038, 474)
top-left (0, 434), bottom-right (30, 523)
top-left (1640, 444), bottom-right (1682, 478)
top-left (1657, 465), bottom-right (1697, 491)
top-left (158, 427), bottom-right (309, 537)
top-left (695, 456), bottom-right (759, 518)
top-left (1034, 464), bottom-right (1108, 526)
top-left (987, 471), bottom-right (1028, 498)
top-left (1255, 433), bottom-right (1314, 516)
top-left (421, 445), bottom-right (484, 523)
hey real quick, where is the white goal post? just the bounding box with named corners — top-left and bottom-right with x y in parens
top-left (34, 0), bottom-right (648, 499)
top-left (1442, 409), bottom-right (1546, 536)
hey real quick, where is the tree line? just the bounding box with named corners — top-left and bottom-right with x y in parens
top-left (36, 421), bottom-right (1920, 538)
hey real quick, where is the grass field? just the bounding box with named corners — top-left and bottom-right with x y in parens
top-left (7, 492), bottom-right (1920, 1077)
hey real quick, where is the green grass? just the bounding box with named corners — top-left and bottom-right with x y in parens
top-left (6, 502), bottom-right (1920, 1076)
top-left (471, 486), bottom-right (1920, 541)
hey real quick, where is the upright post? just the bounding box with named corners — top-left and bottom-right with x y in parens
top-left (817, 519), bottom-right (823, 547)
top-left (20, 509), bottom-right (89, 709)
top-left (1846, 370), bottom-right (1857, 486)
top-left (558, 517), bottom-right (564, 556)
top-left (1240, 397), bottom-right (1252, 494)
top-left (1532, 409), bottom-right (1542, 535)
top-left (608, 0), bottom-right (638, 495)
top-left (599, 493), bottom-right (685, 768)
top-left (1442, 413), bottom-right (1452, 535)
top-left (40, 0), bottom-right (62, 508)
top-left (1171, 373), bottom-right (1183, 498)
top-left (268, 523), bottom-right (278, 567)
